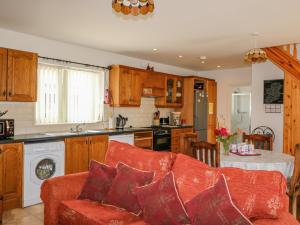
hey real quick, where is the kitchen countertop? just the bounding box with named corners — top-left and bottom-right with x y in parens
top-left (0, 125), bottom-right (193, 144)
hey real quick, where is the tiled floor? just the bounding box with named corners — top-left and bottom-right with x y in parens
top-left (3, 204), bottom-right (43, 225)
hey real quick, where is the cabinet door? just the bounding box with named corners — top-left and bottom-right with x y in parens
top-left (7, 49), bottom-right (37, 102)
top-left (0, 143), bottom-right (23, 210)
top-left (166, 77), bottom-right (175, 104)
top-left (207, 80), bottom-right (217, 144)
top-left (0, 48), bottom-right (7, 101)
top-left (175, 78), bottom-right (184, 104)
top-left (65, 137), bottom-right (89, 174)
top-left (88, 135), bottom-right (109, 163)
top-left (119, 68), bottom-right (132, 106)
top-left (130, 70), bottom-right (144, 106)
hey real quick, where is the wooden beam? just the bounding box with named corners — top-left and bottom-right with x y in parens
top-left (264, 47), bottom-right (300, 81)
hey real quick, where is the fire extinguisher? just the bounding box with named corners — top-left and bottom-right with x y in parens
top-left (104, 89), bottom-right (111, 104)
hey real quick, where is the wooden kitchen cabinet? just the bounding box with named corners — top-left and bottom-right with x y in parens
top-left (0, 48), bottom-right (37, 102)
top-left (65, 137), bottom-right (89, 174)
top-left (0, 48), bottom-right (7, 102)
top-left (0, 143), bottom-right (23, 211)
top-left (155, 75), bottom-right (184, 108)
top-left (207, 80), bottom-right (217, 144)
top-left (109, 65), bottom-right (146, 107)
top-left (88, 135), bottom-right (109, 163)
top-left (171, 128), bottom-right (193, 153)
top-left (65, 135), bottom-right (109, 174)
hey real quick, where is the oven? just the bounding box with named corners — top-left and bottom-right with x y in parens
top-left (153, 129), bottom-right (171, 151)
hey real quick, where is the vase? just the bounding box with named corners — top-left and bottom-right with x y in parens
top-left (223, 142), bottom-right (230, 155)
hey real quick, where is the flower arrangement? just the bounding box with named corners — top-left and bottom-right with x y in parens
top-left (215, 127), bottom-right (237, 155)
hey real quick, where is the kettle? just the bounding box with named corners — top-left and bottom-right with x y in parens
top-left (116, 114), bottom-right (128, 129)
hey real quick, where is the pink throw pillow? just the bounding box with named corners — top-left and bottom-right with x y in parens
top-left (104, 162), bottom-right (154, 215)
top-left (135, 172), bottom-right (190, 225)
top-left (78, 160), bottom-right (116, 202)
top-left (185, 174), bottom-right (252, 225)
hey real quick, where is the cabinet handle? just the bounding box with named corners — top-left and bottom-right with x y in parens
top-left (0, 148), bottom-right (2, 154)
top-left (90, 140), bottom-right (92, 145)
top-left (8, 92), bottom-right (12, 96)
top-left (0, 195), bottom-right (3, 200)
top-left (2, 91), bottom-right (5, 96)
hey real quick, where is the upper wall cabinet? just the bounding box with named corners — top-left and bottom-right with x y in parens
top-left (155, 75), bottom-right (184, 108)
top-left (109, 65), bottom-right (146, 107)
top-left (0, 48), bottom-right (38, 102)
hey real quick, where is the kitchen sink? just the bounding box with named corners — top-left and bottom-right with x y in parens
top-left (44, 132), bottom-right (75, 136)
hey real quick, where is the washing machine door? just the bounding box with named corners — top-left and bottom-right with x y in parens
top-left (35, 158), bottom-right (56, 180)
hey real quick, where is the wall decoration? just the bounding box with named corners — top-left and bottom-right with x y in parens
top-left (265, 104), bottom-right (282, 113)
top-left (263, 79), bottom-right (284, 104)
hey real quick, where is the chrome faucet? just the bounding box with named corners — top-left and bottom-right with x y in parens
top-left (70, 123), bottom-right (85, 133)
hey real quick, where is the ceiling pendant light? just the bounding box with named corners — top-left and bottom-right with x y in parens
top-left (244, 33), bottom-right (268, 63)
top-left (112, 0), bottom-right (154, 16)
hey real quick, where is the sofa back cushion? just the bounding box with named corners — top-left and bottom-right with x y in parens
top-left (221, 167), bottom-right (287, 219)
top-left (171, 153), bottom-right (220, 203)
top-left (105, 141), bottom-right (176, 180)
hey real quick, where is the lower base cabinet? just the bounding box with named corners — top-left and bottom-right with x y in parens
top-left (171, 128), bottom-right (193, 153)
top-left (65, 135), bottom-right (108, 174)
top-left (0, 143), bottom-right (23, 211)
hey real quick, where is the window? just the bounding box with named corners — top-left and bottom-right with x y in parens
top-left (36, 63), bottom-right (105, 124)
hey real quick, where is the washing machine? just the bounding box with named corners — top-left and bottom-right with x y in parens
top-left (23, 141), bottom-right (65, 207)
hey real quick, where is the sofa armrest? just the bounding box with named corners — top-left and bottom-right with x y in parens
top-left (41, 172), bottom-right (88, 225)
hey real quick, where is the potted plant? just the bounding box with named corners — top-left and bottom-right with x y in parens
top-left (215, 127), bottom-right (237, 155)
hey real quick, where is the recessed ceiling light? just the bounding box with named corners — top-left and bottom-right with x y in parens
top-left (200, 56), bottom-right (207, 60)
top-left (153, 48), bottom-right (158, 52)
top-left (178, 55), bottom-right (183, 58)
top-left (217, 65), bottom-right (221, 68)
top-left (201, 61), bottom-right (205, 64)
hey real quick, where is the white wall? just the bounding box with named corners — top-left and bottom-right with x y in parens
top-left (251, 61), bottom-right (284, 152)
top-left (0, 28), bottom-right (196, 135)
top-left (199, 67), bottom-right (252, 129)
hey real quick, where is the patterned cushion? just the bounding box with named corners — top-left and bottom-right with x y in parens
top-left (105, 141), bottom-right (176, 180)
top-left (78, 161), bottom-right (116, 202)
top-left (135, 172), bottom-right (190, 225)
top-left (172, 154), bottom-right (220, 203)
top-left (221, 168), bottom-right (287, 219)
top-left (104, 162), bottom-right (154, 215)
top-left (185, 174), bottom-right (252, 225)
top-left (58, 199), bottom-right (143, 225)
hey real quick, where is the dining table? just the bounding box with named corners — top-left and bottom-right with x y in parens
top-left (220, 150), bottom-right (295, 179)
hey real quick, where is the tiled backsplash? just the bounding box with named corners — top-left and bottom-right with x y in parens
top-left (0, 98), bottom-right (173, 135)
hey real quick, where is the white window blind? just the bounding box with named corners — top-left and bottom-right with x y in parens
top-left (36, 63), bottom-right (104, 124)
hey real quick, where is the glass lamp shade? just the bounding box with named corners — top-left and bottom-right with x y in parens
top-left (112, 0), bottom-right (154, 16)
top-left (244, 48), bottom-right (268, 63)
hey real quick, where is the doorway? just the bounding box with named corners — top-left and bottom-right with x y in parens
top-left (231, 87), bottom-right (251, 134)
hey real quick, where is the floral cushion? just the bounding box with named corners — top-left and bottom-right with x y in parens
top-left (78, 160), bottom-right (116, 202)
top-left (104, 162), bottom-right (154, 215)
top-left (105, 141), bottom-right (176, 180)
top-left (185, 174), bottom-right (252, 225)
top-left (171, 154), bottom-right (220, 203)
top-left (221, 168), bottom-right (287, 219)
top-left (135, 172), bottom-right (190, 225)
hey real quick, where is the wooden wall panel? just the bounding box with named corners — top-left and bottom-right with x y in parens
top-left (284, 72), bottom-right (300, 155)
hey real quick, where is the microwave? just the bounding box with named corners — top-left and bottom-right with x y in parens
top-left (0, 119), bottom-right (14, 139)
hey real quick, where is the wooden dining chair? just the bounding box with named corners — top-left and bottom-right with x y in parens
top-left (180, 132), bottom-right (220, 167)
top-left (242, 133), bottom-right (273, 151)
top-left (288, 144), bottom-right (300, 218)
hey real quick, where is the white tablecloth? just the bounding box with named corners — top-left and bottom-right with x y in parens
top-left (220, 150), bottom-right (295, 179)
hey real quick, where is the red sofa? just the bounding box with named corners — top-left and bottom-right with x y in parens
top-left (41, 141), bottom-right (299, 225)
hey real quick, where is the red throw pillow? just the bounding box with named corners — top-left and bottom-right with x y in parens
top-left (221, 168), bottom-right (286, 219)
top-left (104, 162), bottom-right (154, 215)
top-left (185, 174), bottom-right (252, 225)
top-left (78, 160), bottom-right (116, 202)
top-left (135, 172), bottom-right (190, 225)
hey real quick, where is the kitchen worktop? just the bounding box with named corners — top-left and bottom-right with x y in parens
top-left (0, 125), bottom-right (193, 144)
top-left (0, 128), bottom-right (152, 144)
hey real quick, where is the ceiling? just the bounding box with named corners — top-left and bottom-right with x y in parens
top-left (0, 0), bottom-right (300, 70)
